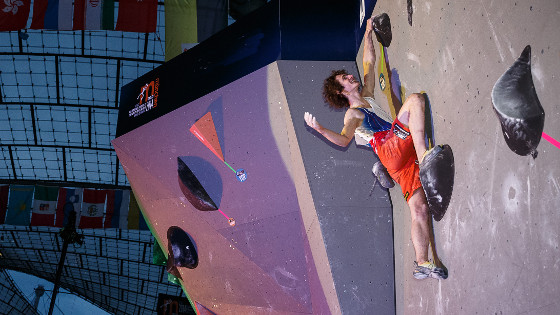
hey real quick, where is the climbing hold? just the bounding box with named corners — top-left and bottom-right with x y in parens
top-left (491, 45), bottom-right (545, 158)
top-left (419, 145), bottom-right (455, 222)
top-left (177, 157), bottom-right (218, 211)
top-left (166, 226), bottom-right (198, 276)
top-left (373, 13), bottom-right (392, 47)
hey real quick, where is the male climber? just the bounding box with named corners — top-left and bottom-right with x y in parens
top-left (304, 15), bottom-right (447, 280)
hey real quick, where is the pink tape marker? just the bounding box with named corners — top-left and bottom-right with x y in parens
top-left (218, 209), bottom-right (236, 227)
top-left (543, 132), bottom-right (560, 150)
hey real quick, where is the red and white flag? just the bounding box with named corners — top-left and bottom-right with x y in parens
top-left (115, 0), bottom-right (157, 33)
top-left (79, 189), bottom-right (107, 228)
top-left (0, 0), bottom-right (31, 31)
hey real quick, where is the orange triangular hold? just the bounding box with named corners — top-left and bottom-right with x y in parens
top-left (190, 112), bottom-right (224, 162)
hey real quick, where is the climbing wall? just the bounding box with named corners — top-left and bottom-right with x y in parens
top-left (113, 60), bottom-right (395, 314)
top-left (368, 0), bottom-right (560, 314)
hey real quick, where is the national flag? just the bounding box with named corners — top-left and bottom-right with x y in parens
top-left (115, 0), bottom-right (158, 33)
top-left (4, 185), bottom-right (34, 226)
top-left (164, 0), bottom-right (196, 61)
top-left (30, 0), bottom-right (73, 30)
top-left (30, 185), bottom-right (59, 227)
top-left (0, 185), bottom-right (9, 224)
top-left (195, 0), bottom-right (227, 42)
top-left (128, 192), bottom-right (149, 230)
top-left (105, 189), bottom-right (130, 229)
top-left (164, 0), bottom-right (227, 61)
top-left (73, 0), bottom-right (114, 30)
top-left (0, 0), bottom-right (31, 31)
top-left (55, 187), bottom-right (83, 227)
top-left (79, 189), bottom-right (107, 228)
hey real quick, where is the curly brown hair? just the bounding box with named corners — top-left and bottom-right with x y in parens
top-left (322, 69), bottom-right (351, 109)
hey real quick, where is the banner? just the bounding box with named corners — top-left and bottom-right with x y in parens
top-left (164, 0), bottom-right (197, 61)
top-left (30, 185), bottom-right (59, 226)
top-left (55, 187), bottom-right (83, 227)
top-left (127, 192), bottom-right (148, 230)
top-left (195, 0), bottom-right (227, 43)
top-left (0, 0), bottom-right (31, 31)
top-left (73, 0), bottom-right (114, 30)
top-left (164, 0), bottom-right (227, 61)
top-left (115, 0), bottom-right (158, 33)
top-left (30, 0), bottom-right (73, 30)
top-left (79, 189), bottom-right (107, 228)
top-left (5, 185), bottom-right (34, 226)
top-left (0, 185), bottom-right (151, 230)
top-left (0, 185), bottom-right (9, 224)
top-left (105, 189), bottom-right (130, 229)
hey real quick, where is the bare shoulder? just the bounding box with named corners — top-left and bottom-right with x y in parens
top-left (343, 108), bottom-right (365, 123)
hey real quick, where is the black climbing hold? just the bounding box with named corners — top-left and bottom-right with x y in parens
top-left (419, 145), bottom-right (454, 222)
top-left (407, 0), bottom-right (413, 26)
top-left (373, 13), bottom-right (392, 47)
top-left (177, 157), bottom-right (218, 211)
top-left (491, 45), bottom-right (545, 157)
top-left (166, 226), bottom-right (198, 279)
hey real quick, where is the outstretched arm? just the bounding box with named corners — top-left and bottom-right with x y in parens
top-left (304, 111), bottom-right (362, 147)
top-left (361, 16), bottom-right (376, 99)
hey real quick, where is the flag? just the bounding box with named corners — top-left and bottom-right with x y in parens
top-left (79, 189), bottom-right (107, 228)
top-left (128, 192), bottom-right (149, 230)
top-left (0, 185), bottom-right (9, 224)
top-left (0, 0), bottom-right (31, 31)
top-left (30, 0), bottom-right (73, 30)
top-left (105, 189), bottom-right (130, 228)
top-left (164, 0), bottom-right (227, 61)
top-left (30, 185), bottom-right (59, 227)
top-left (164, 0), bottom-right (196, 61)
top-left (195, 0), bottom-right (227, 42)
top-left (115, 0), bottom-right (158, 33)
top-left (55, 188), bottom-right (83, 227)
top-left (5, 185), bottom-right (34, 226)
top-left (73, 0), bottom-right (114, 30)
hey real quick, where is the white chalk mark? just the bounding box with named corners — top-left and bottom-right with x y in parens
top-left (407, 52), bottom-right (421, 65)
top-left (550, 174), bottom-right (560, 195)
top-left (423, 2), bottom-right (432, 14)
top-left (531, 60), bottom-right (545, 90)
top-left (527, 176), bottom-right (531, 223)
top-left (445, 46), bottom-right (455, 68)
top-left (480, 0), bottom-right (505, 62)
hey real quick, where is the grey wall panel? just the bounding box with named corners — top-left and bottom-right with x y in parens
top-left (278, 60), bottom-right (396, 314)
top-left (370, 1), bottom-right (560, 314)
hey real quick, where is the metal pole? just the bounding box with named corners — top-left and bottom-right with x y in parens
top-left (47, 237), bottom-right (69, 315)
top-left (48, 209), bottom-right (83, 315)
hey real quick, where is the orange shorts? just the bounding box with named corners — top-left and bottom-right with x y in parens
top-left (371, 119), bottom-right (422, 202)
